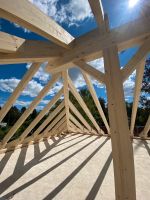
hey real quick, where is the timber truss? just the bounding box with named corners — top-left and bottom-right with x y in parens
top-left (0, 0), bottom-right (150, 199)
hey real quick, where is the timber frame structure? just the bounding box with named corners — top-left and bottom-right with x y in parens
top-left (0, 0), bottom-right (150, 199)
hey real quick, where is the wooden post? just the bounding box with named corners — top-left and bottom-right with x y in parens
top-left (103, 45), bottom-right (136, 199)
top-left (62, 70), bottom-right (70, 132)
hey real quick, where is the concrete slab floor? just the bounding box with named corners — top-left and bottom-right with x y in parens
top-left (0, 133), bottom-right (150, 200)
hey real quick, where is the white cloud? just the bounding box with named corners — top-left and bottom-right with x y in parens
top-left (26, 62), bottom-right (50, 83)
top-left (15, 100), bottom-right (31, 107)
top-left (0, 78), bottom-right (43, 97)
top-left (28, 0), bottom-right (93, 27)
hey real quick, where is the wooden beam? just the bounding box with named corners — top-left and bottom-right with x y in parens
top-left (68, 77), bottom-right (103, 134)
top-left (17, 88), bottom-right (63, 144)
top-left (140, 115), bottom-right (150, 138)
top-left (69, 121), bottom-right (82, 133)
top-left (33, 101), bottom-right (65, 140)
top-left (104, 44), bottom-right (136, 199)
top-left (69, 101), bottom-right (97, 134)
top-left (0, 0), bottom-right (74, 48)
top-left (0, 62), bottom-right (41, 123)
top-left (69, 113), bottom-right (89, 133)
top-left (46, 16), bottom-right (150, 72)
top-left (81, 71), bottom-right (110, 133)
top-left (0, 74), bottom-right (60, 149)
top-left (55, 121), bottom-right (67, 135)
top-left (49, 118), bottom-right (66, 136)
top-left (0, 31), bottom-right (25, 53)
top-left (88, 0), bottom-right (104, 27)
top-left (43, 109), bottom-right (66, 137)
top-left (0, 40), bottom-right (64, 64)
top-left (62, 70), bottom-right (70, 130)
top-left (130, 59), bottom-right (145, 135)
top-left (74, 60), bottom-right (105, 84)
top-left (46, 113), bottom-right (66, 137)
top-left (122, 37), bottom-right (150, 81)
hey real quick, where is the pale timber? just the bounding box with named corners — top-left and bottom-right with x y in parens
top-left (81, 71), bottom-right (110, 133)
top-left (0, 31), bottom-right (25, 53)
top-left (0, 74), bottom-right (60, 149)
top-left (68, 77), bottom-right (102, 134)
top-left (62, 70), bottom-right (70, 131)
top-left (33, 101), bottom-right (65, 140)
top-left (0, 0), bottom-right (74, 47)
top-left (140, 115), bottom-right (150, 138)
top-left (0, 62), bottom-right (41, 123)
top-left (130, 59), bottom-right (145, 135)
top-left (122, 37), bottom-right (150, 81)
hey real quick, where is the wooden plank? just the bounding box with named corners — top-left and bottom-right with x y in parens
top-left (69, 113), bottom-right (89, 133)
top-left (62, 70), bottom-right (70, 131)
top-left (0, 31), bottom-right (25, 53)
top-left (49, 118), bottom-right (66, 136)
top-left (46, 16), bottom-right (150, 72)
top-left (69, 121), bottom-right (83, 133)
top-left (33, 101), bottom-right (65, 140)
top-left (0, 40), bottom-right (64, 64)
top-left (88, 0), bottom-right (104, 27)
top-left (140, 115), bottom-right (150, 138)
top-left (43, 109), bottom-right (66, 137)
top-left (69, 100), bottom-right (97, 134)
top-left (104, 44), bottom-right (136, 199)
top-left (122, 37), bottom-right (150, 81)
top-left (130, 59), bottom-right (145, 135)
top-left (17, 88), bottom-right (63, 144)
top-left (46, 114), bottom-right (66, 137)
top-left (0, 0), bottom-right (74, 48)
top-left (81, 71), bottom-right (110, 133)
top-left (68, 77), bottom-right (103, 134)
top-left (74, 61), bottom-right (105, 84)
top-left (54, 121), bottom-right (67, 135)
top-left (0, 62), bottom-right (41, 123)
top-left (0, 74), bottom-right (60, 149)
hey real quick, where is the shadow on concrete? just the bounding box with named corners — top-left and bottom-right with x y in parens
top-left (0, 135), bottom-right (99, 199)
top-left (143, 140), bottom-right (150, 156)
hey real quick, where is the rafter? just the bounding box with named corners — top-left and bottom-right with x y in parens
top-left (68, 77), bottom-right (103, 134)
top-left (46, 16), bottom-right (150, 72)
top-left (140, 115), bottom-right (150, 138)
top-left (88, 0), bottom-right (104, 27)
top-left (0, 74), bottom-right (60, 149)
top-left (0, 0), bottom-right (74, 48)
top-left (0, 31), bottom-right (25, 53)
top-left (122, 37), bottom-right (150, 81)
top-left (0, 62), bottom-right (41, 123)
top-left (33, 101), bottom-right (65, 140)
top-left (81, 71), bottom-right (110, 133)
top-left (69, 101), bottom-right (97, 134)
top-left (130, 59), bottom-right (145, 135)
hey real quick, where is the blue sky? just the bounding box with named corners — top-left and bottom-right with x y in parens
top-left (0, 0), bottom-right (148, 110)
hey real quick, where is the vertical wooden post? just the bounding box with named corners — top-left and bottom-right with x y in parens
top-left (62, 70), bottom-right (70, 132)
top-left (103, 45), bottom-right (136, 199)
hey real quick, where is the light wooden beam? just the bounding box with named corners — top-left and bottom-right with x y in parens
top-left (122, 37), bottom-right (150, 81)
top-left (69, 101), bottom-right (97, 134)
top-left (69, 113), bottom-right (89, 133)
top-left (17, 88), bottom-right (63, 144)
top-left (81, 71), bottom-right (110, 133)
top-left (0, 62), bottom-right (41, 123)
top-left (0, 31), bottom-right (25, 53)
top-left (55, 121), bottom-right (67, 135)
top-left (130, 59), bottom-right (145, 135)
top-left (88, 0), bottom-right (104, 27)
top-left (68, 77), bottom-right (103, 134)
top-left (46, 114), bottom-right (66, 137)
top-left (0, 74), bottom-right (60, 149)
top-left (74, 61), bottom-right (105, 84)
top-left (62, 70), bottom-right (70, 131)
top-left (43, 109), bottom-right (66, 137)
top-left (46, 16), bottom-right (150, 72)
top-left (0, 40), bottom-right (64, 64)
top-left (0, 0), bottom-right (74, 48)
top-left (140, 115), bottom-right (150, 138)
top-left (69, 121), bottom-right (82, 133)
top-left (33, 101), bottom-right (65, 140)
top-left (50, 118), bottom-right (66, 136)
top-left (104, 44), bottom-right (136, 199)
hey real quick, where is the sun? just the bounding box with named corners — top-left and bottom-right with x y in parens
top-left (129, 0), bottom-right (139, 8)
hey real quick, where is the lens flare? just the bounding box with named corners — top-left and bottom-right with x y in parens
top-left (129, 0), bottom-right (139, 8)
